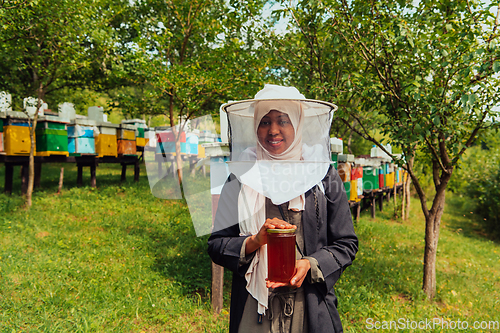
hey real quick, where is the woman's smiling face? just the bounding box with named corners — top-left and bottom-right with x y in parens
top-left (257, 110), bottom-right (295, 155)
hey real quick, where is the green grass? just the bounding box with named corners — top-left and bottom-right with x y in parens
top-left (0, 164), bottom-right (499, 332)
top-left (0, 163), bottom-right (227, 332)
top-left (340, 194), bottom-right (500, 332)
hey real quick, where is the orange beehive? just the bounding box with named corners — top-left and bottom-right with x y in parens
top-left (117, 139), bottom-right (136, 155)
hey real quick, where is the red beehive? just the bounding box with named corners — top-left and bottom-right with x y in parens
top-left (156, 131), bottom-right (186, 143)
top-left (351, 166), bottom-right (363, 180)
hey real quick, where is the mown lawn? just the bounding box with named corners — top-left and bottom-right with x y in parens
top-left (0, 163), bottom-right (499, 332)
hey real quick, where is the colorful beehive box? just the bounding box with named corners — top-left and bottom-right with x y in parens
top-left (378, 167), bottom-right (385, 188)
top-left (186, 133), bottom-right (199, 155)
top-left (4, 114), bottom-right (32, 156)
top-left (331, 153), bottom-right (338, 169)
top-left (68, 137), bottom-right (95, 154)
top-left (343, 181), bottom-right (351, 201)
top-left (4, 125), bottom-right (31, 155)
top-left (96, 122), bottom-right (118, 157)
top-left (350, 179), bottom-right (359, 201)
top-left (384, 163), bottom-right (394, 188)
top-left (350, 166), bottom-right (363, 201)
top-left (386, 172), bottom-right (395, 188)
top-left (144, 128), bottom-right (155, 146)
top-left (67, 119), bottom-right (97, 155)
top-left (117, 124), bottom-right (137, 155)
top-left (35, 120), bottom-right (69, 156)
top-left (121, 119), bottom-right (147, 147)
top-left (118, 139), bottom-right (137, 155)
top-left (156, 129), bottom-right (186, 155)
top-left (337, 162), bottom-right (351, 182)
top-left (357, 178), bottom-right (363, 197)
top-left (118, 124), bottom-right (136, 141)
top-left (136, 127), bottom-right (146, 147)
top-left (363, 166), bottom-right (379, 191)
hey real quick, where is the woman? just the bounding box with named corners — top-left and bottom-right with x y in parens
top-left (208, 85), bottom-right (358, 333)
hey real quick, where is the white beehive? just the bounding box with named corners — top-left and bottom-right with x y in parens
top-left (330, 137), bottom-right (343, 154)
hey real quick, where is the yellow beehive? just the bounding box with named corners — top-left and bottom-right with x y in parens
top-left (4, 125), bottom-right (32, 156)
top-left (386, 172), bottom-right (395, 188)
top-left (350, 179), bottom-right (360, 202)
top-left (95, 133), bottom-right (117, 157)
top-left (136, 137), bottom-right (146, 147)
top-left (118, 129), bottom-right (135, 141)
top-left (198, 144), bottom-right (206, 158)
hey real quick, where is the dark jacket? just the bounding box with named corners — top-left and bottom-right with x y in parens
top-left (207, 166), bottom-right (358, 333)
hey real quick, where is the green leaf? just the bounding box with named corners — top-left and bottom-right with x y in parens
top-left (433, 116), bottom-right (441, 126)
top-left (493, 62), bottom-right (500, 73)
top-left (469, 94), bottom-right (477, 105)
top-left (461, 94), bottom-right (469, 105)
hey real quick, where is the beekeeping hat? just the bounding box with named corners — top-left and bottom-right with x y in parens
top-left (221, 84), bottom-right (337, 161)
top-left (221, 84), bottom-right (337, 205)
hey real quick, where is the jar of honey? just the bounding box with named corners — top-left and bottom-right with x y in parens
top-left (267, 228), bottom-right (296, 283)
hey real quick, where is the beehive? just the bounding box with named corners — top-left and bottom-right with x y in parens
top-left (331, 153), bottom-right (338, 169)
top-left (96, 123), bottom-right (118, 157)
top-left (156, 129), bottom-right (186, 155)
top-left (117, 124), bottom-right (136, 155)
top-left (337, 162), bottom-right (351, 182)
top-left (385, 164), bottom-right (395, 188)
top-left (68, 137), bottom-right (95, 154)
top-left (136, 127), bottom-right (146, 147)
top-left (118, 119), bottom-right (149, 147)
top-left (186, 133), bottom-right (199, 155)
top-left (378, 167), bottom-right (385, 188)
top-left (117, 139), bottom-right (137, 155)
top-left (144, 128), bottom-right (155, 146)
top-left (35, 128), bottom-right (69, 156)
top-left (357, 178), bottom-right (363, 197)
top-left (343, 181), bottom-right (351, 201)
top-left (363, 166), bottom-right (379, 191)
top-left (350, 179), bottom-right (360, 202)
top-left (67, 119), bottom-right (97, 155)
top-left (4, 117), bottom-right (32, 156)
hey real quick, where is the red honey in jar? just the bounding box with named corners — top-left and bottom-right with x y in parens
top-left (267, 228), bottom-right (296, 283)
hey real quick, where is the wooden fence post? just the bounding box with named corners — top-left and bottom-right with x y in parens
top-left (211, 194), bottom-right (224, 314)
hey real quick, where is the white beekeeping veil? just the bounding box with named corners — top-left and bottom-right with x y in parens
top-left (222, 84), bottom-right (336, 205)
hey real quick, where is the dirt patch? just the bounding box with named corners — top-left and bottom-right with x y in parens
top-left (391, 293), bottom-right (412, 303)
top-left (36, 231), bottom-right (50, 238)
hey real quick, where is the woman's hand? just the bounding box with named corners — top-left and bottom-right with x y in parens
top-left (266, 259), bottom-right (311, 289)
top-left (245, 217), bottom-right (296, 255)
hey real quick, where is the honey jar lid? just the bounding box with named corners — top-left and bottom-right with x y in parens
top-left (267, 228), bottom-right (296, 234)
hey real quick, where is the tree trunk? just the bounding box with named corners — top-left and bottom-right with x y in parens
top-left (405, 175), bottom-right (411, 220)
top-left (414, 155), bottom-right (451, 300)
top-left (167, 93), bottom-right (183, 184)
top-left (402, 173), bottom-right (406, 220)
top-left (393, 182), bottom-right (396, 216)
top-left (26, 85), bottom-right (43, 207)
top-left (422, 188), bottom-right (446, 299)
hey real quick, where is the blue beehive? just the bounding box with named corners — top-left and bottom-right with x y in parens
top-left (186, 134), bottom-right (199, 155)
top-left (67, 120), bottom-right (97, 155)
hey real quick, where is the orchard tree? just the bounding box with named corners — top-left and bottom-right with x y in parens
top-left (0, 0), bottom-right (124, 206)
top-left (260, 1), bottom-right (383, 154)
top-left (265, 0), bottom-right (500, 299)
top-left (315, 0), bottom-right (499, 299)
top-left (123, 0), bottom-right (270, 182)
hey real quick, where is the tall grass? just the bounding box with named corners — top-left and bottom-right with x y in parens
top-left (0, 163), bottom-right (498, 332)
